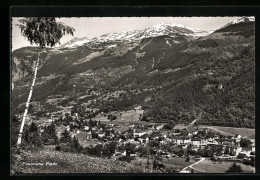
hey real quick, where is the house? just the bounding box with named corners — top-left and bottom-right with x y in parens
top-left (69, 122), bottom-right (77, 126)
top-left (235, 134), bottom-right (242, 140)
top-left (176, 138), bottom-right (191, 145)
top-left (133, 129), bottom-right (146, 137)
top-left (83, 126), bottom-right (89, 131)
top-left (109, 124), bottom-right (115, 127)
top-left (208, 138), bottom-right (214, 142)
top-left (155, 124), bottom-right (164, 130)
top-left (75, 131), bottom-right (92, 141)
top-left (235, 147), bottom-right (242, 156)
top-left (237, 152), bottom-right (247, 159)
top-left (191, 139), bottom-right (201, 146)
top-left (192, 131), bottom-right (198, 135)
top-left (207, 141), bottom-right (219, 146)
top-left (39, 128), bottom-right (44, 133)
top-left (134, 132), bottom-right (146, 137)
top-left (113, 150), bottom-right (126, 157)
top-left (194, 155), bottom-right (201, 160)
top-left (251, 146), bottom-right (255, 152)
top-left (129, 124), bottom-right (135, 128)
top-left (130, 153), bottom-right (137, 157)
top-left (98, 133), bottom-right (105, 138)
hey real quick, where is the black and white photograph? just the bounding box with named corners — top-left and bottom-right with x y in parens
top-left (11, 16), bottom-right (255, 174)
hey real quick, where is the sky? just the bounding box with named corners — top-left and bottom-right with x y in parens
top-left (11, 17), bottom-right (241, 51)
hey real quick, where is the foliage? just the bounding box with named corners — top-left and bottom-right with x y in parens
top-left (41, 122), bottom-right (58, 145)
top-left (71, 136), bottom-right (83, 153)
top-left (22, 122), bottom-right (43, 148)
top-left (59, 129), bottom-right (72, 144)
top-left (13, 20), bottom-right (255, 129)
top-left (240, 138), bottom-right (252, 148)
top-left (226, 163), bottom-right (243, 173)
top-left (242, 158), bottom-right (255, 167)
top-left (118, 155), bottom-right (134, 163)
top-left (18, 18), bottom-right (75, 48)
top-left (12, 150), bottom-right (139, 173)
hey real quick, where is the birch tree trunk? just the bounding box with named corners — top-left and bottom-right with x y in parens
top-left (17, 53), bottom-right (40, 146)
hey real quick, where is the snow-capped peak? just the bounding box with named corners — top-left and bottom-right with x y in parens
top-left (217, 16), bottom-right (255, 31)
top-left (232, 16), bottom-right (255, 24)
top-left (59, 23), bottom-right (213, 49)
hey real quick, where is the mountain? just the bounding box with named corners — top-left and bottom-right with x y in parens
top-left (215, 16), bottom-right (255, 38)
top-left (12, 23), bottom-right (212, 82)
top-left (11, 18), bottom-right (255, 128)
top-left (217, 16), bottom-right (255, 31)
top-left (59, 23), bottom-right (212, 49)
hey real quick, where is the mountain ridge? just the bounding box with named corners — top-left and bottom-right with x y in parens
top-left (11, 17), bottom-right (255, 128)
top-left (59, 23), bottom-right (213, 49)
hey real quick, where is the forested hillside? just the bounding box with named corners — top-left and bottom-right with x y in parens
top-left (12, 18), bottom-right (255, 128)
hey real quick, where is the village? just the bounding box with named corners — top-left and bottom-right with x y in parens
top-left (16, 103), bottom-right (255, 173)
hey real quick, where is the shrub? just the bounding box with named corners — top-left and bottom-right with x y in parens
top-left (118, 155), bottom-right (134, 163)
top-left (226, 163), bottom-right (243, 173)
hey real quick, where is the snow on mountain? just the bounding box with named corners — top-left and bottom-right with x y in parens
top-left (232, 16), bottom-right (255, 24)
top-left (143, 23), bottom-right (212, 38)
top-left (59, 23), bottom-right (213, 49)
top-left (217, 16), bottom-right (255, 31)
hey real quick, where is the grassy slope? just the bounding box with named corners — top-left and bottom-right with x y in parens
top-left (192, 159), bottom-right (255, 173)
top-left (12, 150), bottom-right (141, 173)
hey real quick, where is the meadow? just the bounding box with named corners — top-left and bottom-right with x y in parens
top-left (191, 159), bottom-right (255, 173)
top-left (198, 125), bottom-right (255, 139)
top-left (12, 150), bottom-right (142, 173)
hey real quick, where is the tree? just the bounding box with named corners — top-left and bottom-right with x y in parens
top-left (224, 146), bottom-right (230, 154)
top-left (42, 122), bottom-right (58, 145)
top-left (89, 119), bottom-right (95, 127)
top-left (102, 141), bottom-right (117, 157)
top-left (23, 122), bottom-right (42, 148)
top-left (59, 129), bottom-right (72, 144)
top-left (17, 18), bottom-right (75, 146)
top-left (124, 143), bottom-right (136, 155)
top-left (226, 163), bottom-right (243, 173)
top-left (186, 156), bottom-right (190, 162)
top-left (71, 136), bottom-right (83, 152)
top-left (240, 138), bottom-right (251, 148)
top-left (177, 149), bottom-right (185, 157)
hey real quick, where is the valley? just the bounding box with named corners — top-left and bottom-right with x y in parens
top-left (11, 17), bottom-right (255, 174)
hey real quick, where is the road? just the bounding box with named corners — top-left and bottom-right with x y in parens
top-left (186, 118), bottom-right (197, 132)
top-left (189, 119), bottom-right (197, 126)
top-left (180, 158), bottom-right (205, 173)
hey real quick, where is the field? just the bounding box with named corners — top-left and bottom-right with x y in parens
top-left (92, 107), bottom-right (146, 126)
top-left (162, 157), bottom-right (193, 170)
top-left (191, 159), bottom-right (255, 173)
top-left (198, 125), bottom-right (255, 139)
top-left (173, 124), bottom-right (186, 130)
top-left (131, 156), bottom-right (193, 172)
